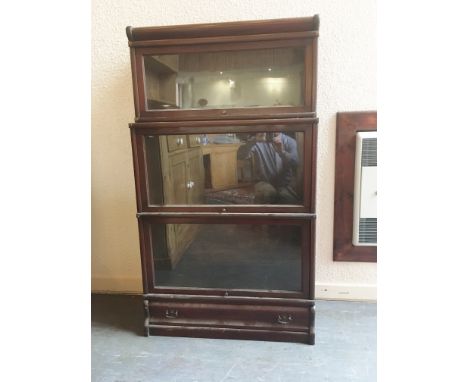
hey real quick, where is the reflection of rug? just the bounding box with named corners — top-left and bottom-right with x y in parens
top-left (205, 186), bottom-right (256, 205)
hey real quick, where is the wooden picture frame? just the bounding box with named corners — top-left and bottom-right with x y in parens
top-left (333, 111), bottom-right (377, 262)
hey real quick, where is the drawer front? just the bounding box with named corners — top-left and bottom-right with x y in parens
top-left (188, 134), bottom-right (203, 147)
top-left (167, 135), bottom-right (187, 152)
top-left (149, 302), bottom-right (310, 332)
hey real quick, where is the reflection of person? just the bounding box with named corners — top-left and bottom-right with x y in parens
top-left (238, 132), bottom-right (300, 204)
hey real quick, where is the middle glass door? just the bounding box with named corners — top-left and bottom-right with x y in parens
top-left (133, 119), bottom-right (317, 213)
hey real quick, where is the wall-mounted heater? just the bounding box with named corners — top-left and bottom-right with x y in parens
top-left (353, 131), bottom-right (377, 246)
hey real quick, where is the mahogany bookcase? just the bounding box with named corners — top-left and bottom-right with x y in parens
top-left (126, 15), bottom-right (319, 344)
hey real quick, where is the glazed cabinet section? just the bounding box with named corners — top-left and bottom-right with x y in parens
top-left (135, 123), bottom-right (316, 211)
top-left (142, 220), bottom-right (310, 293)
top-left (139, 217), bottom-right (315, 344)
top-left (127, 15), bottom-right (319, 121)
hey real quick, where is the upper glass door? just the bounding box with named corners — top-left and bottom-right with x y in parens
top-left (143, 47), bottom-right (305, 111)
top-left (133, 38), bottom-right (316, 121)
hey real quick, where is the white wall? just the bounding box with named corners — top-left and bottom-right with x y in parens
top-left (92, 0), bottom-right (377, 300)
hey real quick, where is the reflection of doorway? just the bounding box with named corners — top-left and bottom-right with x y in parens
top-left (203, 154), bottom-right (212, 189)
top-left (201, 144), bottom-right (242, 191)
top-left (202, 147), bottom-right (256, 204)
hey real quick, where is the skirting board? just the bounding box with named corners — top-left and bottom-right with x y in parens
top-left (92, 276), bottom-right (143, 294)
top-left (92, 277), bottom-right (376, 301)
top-left (315, 283), bottom-right (376, 301)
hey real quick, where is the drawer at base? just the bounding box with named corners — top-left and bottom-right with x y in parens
top-left (148, 302), bottom-right (310, 332)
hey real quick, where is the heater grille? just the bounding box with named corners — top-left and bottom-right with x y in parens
top-left (358, 218), bottom-right (377, 244)
top-left (361, 138), bottom-right (377, 167)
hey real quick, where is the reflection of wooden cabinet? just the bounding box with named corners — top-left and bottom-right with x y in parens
top-left (152, 222), bottom-right (196, 270)
top-left (166, 135), bottom-right (187, 152)
top-left (151, 136), bottom-right (204, 268)
top-left (187, 148), bottom-right (205, 203)
top-left (188, 134), bottom-right (202, 147)
top-left (202, 144), bottom-right (241, 190)
top-left (144, 55), bottom-right (179, 108)
top-left (162, 138), bottom-right (204, 205)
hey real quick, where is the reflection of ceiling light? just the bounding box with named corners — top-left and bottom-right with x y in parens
top-left (228, 79), bottom-right (235, 88)
top-left (268, 68), bottom-right (272, 71)
top-left (219, 71), bottom-right (223, 75)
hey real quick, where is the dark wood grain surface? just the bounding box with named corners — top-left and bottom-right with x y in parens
top-left (127, 15), bottom-right (319, 42)
top-left (333, 111), bottom-right (377, 262)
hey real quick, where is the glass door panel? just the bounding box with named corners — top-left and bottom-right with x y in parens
top-left (150, 223), bottom-right (303, 291)
top-left (144, 131), bottom-right (306, 206)
top-left (143, 47), bottom-right (305, 111)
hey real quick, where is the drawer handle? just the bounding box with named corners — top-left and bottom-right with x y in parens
top-left (176, 137), bottom-right (184, 145)
top-left (277, 313), bottom-right (293, 325)
top-left (186, 181), bottom-right (195, 189)
top-left (165, 309), bottom-right (178, 319)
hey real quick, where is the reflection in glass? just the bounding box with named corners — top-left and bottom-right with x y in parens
top-left (143, 47), bottom-right (305, 110)
top-left (237, 132), bottom-right (300, 204)
top-left (144, 132), bottom-right (304, 205)
top-left (151, 223), bottom-right (302, 291)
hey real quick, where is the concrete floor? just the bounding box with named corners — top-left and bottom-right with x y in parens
top-left (92, 294), bottom-right (376, 382)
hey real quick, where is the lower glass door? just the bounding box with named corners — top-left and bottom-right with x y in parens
top-left (147, 222), bottom-right (305, 292)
